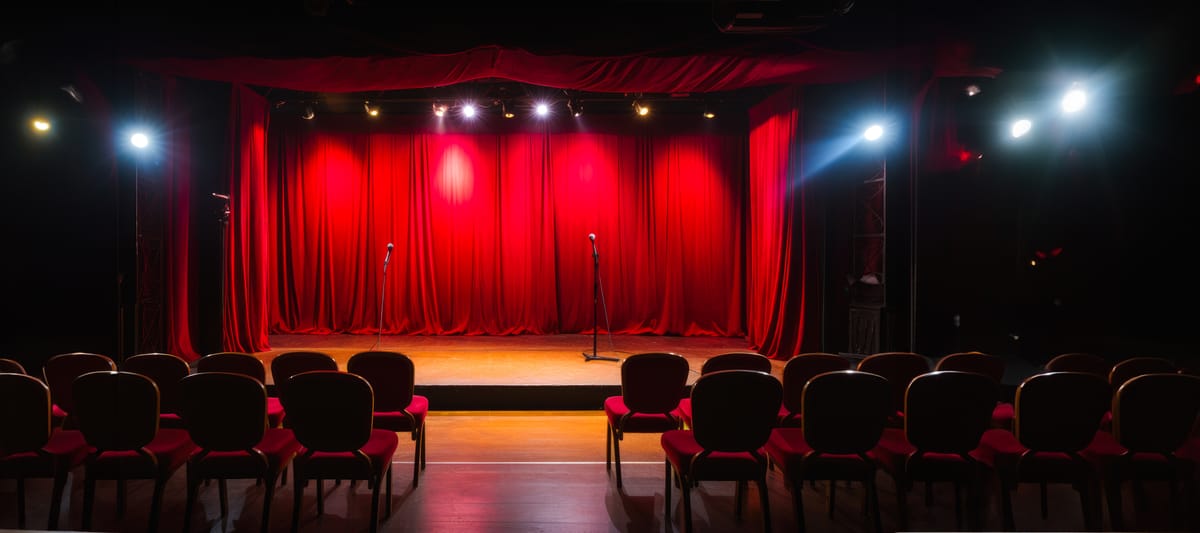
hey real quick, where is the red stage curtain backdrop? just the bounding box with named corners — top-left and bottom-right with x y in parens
top-left (265, 125), bottom-right (746, 337)
top-left (160, 77), bottom-right (200, 360)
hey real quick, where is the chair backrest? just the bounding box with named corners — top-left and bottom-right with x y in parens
top-left (0, 357), bottom-right (27, 374)
top-left (1113, 373), bottom-right (1200, 454)
top-left (690, 370), bottom-right (782, 452)
top-left (347, 351), bottom-right (416, 412)
top-left (271, 351), bottom-right (339, 408)
top-left (42, 352), bottom-right (116, 413)
top-left (73, 371), bottom-right (161, 452)
top-left (802, 370), bottom-right (892, 454)
top-left (699, 352), bottom-right (773, 375)
top-left (180, 372), bottom-right (268, 452)
top-left (1044, 352), bottom-right (1110, 378)
top-left (1014, 372), bottom-right (1110, 453)
top-left (1109, 357), bottom-right (1176, 389)
top-left (935, 352), bottom-right (1005, 384)
top-left (196, 352), bottom-right (266, 383)
top-left (0, 373), bottom-right (52, 454)
top-left (123, 352), bottom-right (190, 415)
top-left (905, 371), bottom-right (998, 454)
top-left (285, 371), bottom-right (374, 452)
top-left (619, 352), bottom-right (691, 414)
top-left (857, 352), bottom-right (930, 413)
top-left (781, 353), bottom-right (850, 415)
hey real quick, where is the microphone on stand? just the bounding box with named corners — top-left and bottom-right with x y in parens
top-left (588, 233), bottom-right (597, 260)
top-left (374, 242), bottom-right (394, 350)
top-left (384, 242), bottom-right (394, 271)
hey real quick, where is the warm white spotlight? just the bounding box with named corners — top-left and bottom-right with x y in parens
top-left (1061, 87), bottom-right (1087, 114)
top-left (1011, 119), bottom-right (1032, 138)
top-left (130, 132), bottom-right (149, 149)
top-left (636, 104), bottom-right (649, 116)
top-left (433, 103), bottom-right (447, 118)
top-left (301, 106), bottom-right (315, 120)
top-left (965, 84), bottom-right (982, 97)
top-left (31, 118), bottom-right (51, 132)
top-left (703, 111), bottom-right (716, 119)
top-left (535, 103), bottom-right (550, 117)
top-left (364, 101), bottom-right (379, 117)
top-left (863, 124), bottom-right (884, 141)
top-left (462, 104), bottom-right (476, 118)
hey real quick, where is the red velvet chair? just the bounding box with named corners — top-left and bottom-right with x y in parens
top-left (857, 352), bottom-right (931, 427)
top-left (661, 370), bottom-right (782, 533)
top-left (287, 371), bottom-right (399, 533)
top-left (180, 372), bottom-right (302, 533)
top-left (1109, 357), bottom-right (1176, 390)
top-left (0, 357), bottom-right (26, 374)
top-left (124, 352), bottom-right (191, 429)
top-left (765, 370), bottom-right (892, 533)
top-left (270, 350), bottom-right (339, 427)
top-left (1045, 352), bottom-right (1110, 378)
top-left (42, 352), bottom-right (116, 428)
top-left (197, 352), bottom-right (285, 428)
top-left (778, 353), bottom-right (850, 427)
top-left (0, 373), bottom-right (89, 529)
top-left (935, 351), bottom-right (1013, 429)
top-left (604, 352), bottom-right (690, 489)
top-left (876, 370), bottom-right (999, 530)
top-left (678, 351), bottom-right (772, 429)
top-left (73, 370), bottom-right (196, 533)
top-left (347, 350), bottom-right (429, 488)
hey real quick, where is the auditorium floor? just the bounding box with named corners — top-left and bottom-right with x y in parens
top-left (1, 411), bottom-right (1192, 532)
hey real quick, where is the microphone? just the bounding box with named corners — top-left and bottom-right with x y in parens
top-left (588, 233), bottom-right (598, 261)
top-left (384, 243), bottom-right (394, 269)
top-left (588, 233), bottom-right (595, 242)
top-left (211, 193), bottom-right (230, 200)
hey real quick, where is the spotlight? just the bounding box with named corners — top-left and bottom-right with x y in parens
top-left (703, 111), bottom-right (716, 119)
top-left (364, 101), bottom-right (379, 117)
top-left (462, 103), bottom-right (476, 118)
top-left (1011, 119), bottom-right (1032, 138)
top-left (863, 124), bottom-right (884, 141)
top-left (633, 100), bottom-right (649, 116)
top-left (535, 103), bottom-right (550, 117)
top-left (130, 132), bottom-right (149, 149)
top-left (502, 102), bottom-right (514, 119)
top-left (31, 118), bottom-right (50, 133)
top-left (567, 97), bottom-right (582, 117)
top-left (965, 84), bottom-right (982, 97)
top-left (301, 106), bottom-right (315, 120)
top-left (1061, 86), bottom-right (1087, 114)
top-left (433, 103), bottom-right (447, 117)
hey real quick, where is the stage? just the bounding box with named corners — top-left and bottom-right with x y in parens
top-left (256, 334), bottom-right (776, 410)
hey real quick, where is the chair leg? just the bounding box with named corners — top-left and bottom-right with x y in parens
top-left (925, 480), bottom-right (934, 506)
top-left (613, 430), bottom-right (624, 489)
top-left (262, 471), bottom-right (277, 533)
top-left (82, 471), bottom-right (96, 531)
top-left (1105, 478), bottom-right (1125, 532)
top-left (184, 471), bottom-right (200, 533)
top-left (281, 466), bottom-right (288, 486)
top-left (664, 460), bottom-right (673, 522)
top-left (117, 476), bottom-right (126, 518)
top-left (149, 477), bottom-right (167, 533)
top-left (867, 478), bottom-right (883, 533)
top-left (291, 476), bottom-right (303, 533)
top-left (1040, 480), bottom-right (1049, 519)
top-left (1077, 481), bottom-right (1094, 531)
top-left (420, 425), bottom-right (427, 470)
top-left (827, 480), bottom-right (836, 518)
top-left (606, 423), bottom-right (613, 472)
top-left (1168, 478), bottom-right (1180, 530)
top-left (1000, 482), bottom-right (1015, 531)
top-left (219, 478), bottom-right (230, 518)
top-left (369, 473), bottom-right (382, 533)
top-left (48, 471), bottom-right (68, 530)
top-left (954, 481), bottom-right (964, 530)
top-left (316, 478), bottom-right (325, 515)
top-left (757, 476), bottom-right (772, 533)
top-left (895, 477), bottom-right (909, 531)
top-left (16, 477), bottom-right (25, 529)
top-left (735, 480), bottom-right (745, 520)
top-left (386, 464), bottom-right (394, 518)
top-left (412, 432), bottom-right (421, 488)
top-left (792, 479), bottom-right (808, 533)
top-left (682, 473), bottom-right (694, 533)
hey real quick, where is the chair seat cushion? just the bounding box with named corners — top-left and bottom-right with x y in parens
top-left (991, 402), bottom-right (1014, 429)
top-left (190, 428), bottom-right (302, 478)
top-left (765, 428), bottom-right (878, 481)
top-left (0, 430), bottom-right (89, 477)
top-left (298, 429), bottom-right (399, 480)
top-left (980, 428), bottom-right (1119, 483)
top-left (604, 396), bottom-right (681, 434)
top-left (677, 398), bottom-right (694, 427)
top-left (875, 428), bottom-right (994, 480)
top-left (661, 430), bottom-right (768, 480)
top-left (87, 428), bottom-right (196, 479)
top-left (267, 397), bottom-right (285, 427)
top-left (51, 404), bottom-right (68, 424)
top-left (159, 412), bottom-right (187, 429)
top-left (776, 405), bottom-right (801, 428)
top-left (373, 395), bottom-right (430, 433)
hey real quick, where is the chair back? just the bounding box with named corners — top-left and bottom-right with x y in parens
top-left (1044, 352), bottom-right (1110, 378)
top-left (781, 353), bottom-right (850, 415)
top-left (124, 353), bottom-right (190, 416)
top-left (0, 357), bottom-right (26, 374)
top-left (0, 373), bottom-right (52, 454)
top-left (42, 352), bottom-right (116, 414)
top-left (620, 352), bottom-right (690, 414)
top-left (181, 372), bottom-right (268, 452)
top-left (699, 352), bottom-right (772, 375)
top-left (935, 352), bottom-right (1005, 384)
top-left (1113, 373), bottom-right (1200, 454)
top-left (1109, 357), bottom-right (1176, 389)
top-left (285, 371), bottom-right (374, 452)
top-left (347, 351), bottom-right (416, 412)
top-left (196, 352), bottom-right (266, 383)
top-left (905, 371), bottom-right (998, 454)
top-left (1014, 372), bottom-right (1110, 452)
top-left (271, 351), bottom-right (339, 408)
top-left (690, 370), bottom-right (782, 452)
top-left (857, 352), bottom-right (930, 413)
top-left (73, 371), bottom-right (161, 452)
top-left (802, 370), bottom-right (892, 454)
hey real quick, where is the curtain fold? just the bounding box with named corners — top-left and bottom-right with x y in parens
top-left (223, 84), bottom-right (271, 352)
top-left (162, 77), bottom-right (198, 360)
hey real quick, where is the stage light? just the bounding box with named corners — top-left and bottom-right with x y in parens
top-left (703, 111), bottom-right (716, 119)
top-left (633, 100), bottom-right (649, 116)
top-left (301, 106), bottom-right (315, 120)
top-left (1011, 119), bottom-right (1032, 138)
top-left (31, 118), bottom-right (50, 133)
top-left (432, 103), bottom-right (447, 117)
top-left (863, 124), bottom-right (884, 141)
top-left (535, 103), bottom-right (550, 117)
top-left (502, 101), bottom-right (515, 119)
top-left (130, 132), bottom-right (149, 149)
top-left (364, 101), bottom-right (379, 117)
top-left (965, 84), bottom-right (982, 97)
top-left (462, 103), bottom-right (476, 118)
top-left (1061, 86), bottom-right (1087, 114)
top-left (567, 97), bottom-right (582, 117)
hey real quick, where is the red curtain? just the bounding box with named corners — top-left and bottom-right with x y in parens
top-left (161, 77), bottom-right (199, 360)
top-left (222, 84), bottom-right (271, 352)
top-left (265, 125), bottom-right (745, 337)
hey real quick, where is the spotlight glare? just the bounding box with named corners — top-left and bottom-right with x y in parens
top-left (1011, 119), bottom-right (1032, 138)
top-left (301, 106), bottom-right (315, 120)
top-left (863, 124), bottom-right (884, 141)
top-left (965, 84), bottom-right (982, 97)
top-left (703, 111), bottom-right (716, 119)
top-left (462, 104), bottom-right (476, 118)
top-left (636, 104), bottom-right (649, 116)
top-left (1061, 87), bottom-right (1087, 114)
top-left (535, 103), bottom-right (550, 117)
top-left (433, 103), bottom-right (447, 117)
top-left (130, 132), bottom-right (149, 149)
top-left (32, 118), bottom-right (51, 132)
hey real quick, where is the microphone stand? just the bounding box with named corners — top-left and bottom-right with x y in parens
top-left (583, 238), bottom-right (619, 362)
top-left (373, 247), bottom-right (391, 350)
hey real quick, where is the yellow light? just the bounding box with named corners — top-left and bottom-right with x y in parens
top-left (637, 105), bottom-right (649, 116)
top-left (504, 111), bottom-right (515, 119)
top-left (703, 111), bottom-right (716, 119)
top-left (368, 109), bottom-right (379, 117)
top-left (32, 118), bottom-right (51, 132)
top-left (1030, 260), bottom-right (1037, 267)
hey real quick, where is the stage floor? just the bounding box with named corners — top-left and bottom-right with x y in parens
top-left (259, 333), bottom-right (774, 387)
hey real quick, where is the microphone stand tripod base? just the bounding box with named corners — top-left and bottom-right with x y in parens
top-left (582, 351), bottom-right (620, 362)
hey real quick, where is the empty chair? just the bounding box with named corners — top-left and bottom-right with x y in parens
top-left (936, 351), bottom-right (1013, 429)
top-left (287, 371), bottom-right (398, 533)
top-left (0, 357), bottom-right (26, 374)
top-left (270, 351), bottom-right (339, 426)
top-left (1108, 357), bottom-right (1176, 390)
top-left (180, 372), bottom-right (301, 533)
top-left (604, 352), bottom-right (690, 489)
top-left (661, 370), bottom-right (783, 532)
top-left (678, 351), bottom-right (772, 429)
top-left (73, 370), bottom-right (196, 533)
top-left (1044, 352), bottom-right (1111, 379)
top-left (765, 370), bottom-right (893, 533)
top-left (0, 373), bottom-right (89, 529)
top-left (778, 353), bottom-right (850, 427)
top-left (42, 352), bottom-right (116, 428)
top-left (197, 352), bottom-right (284, 428)
top-left (124, 352), bottom-right (191, 429)
top-left (857, 352), bottom-right (931, 426)
top-left (347, 351), bottom-right (429, 488)
top-left (876, 371), bottom-right (999, 530)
